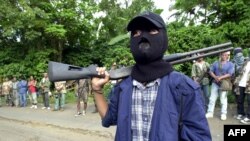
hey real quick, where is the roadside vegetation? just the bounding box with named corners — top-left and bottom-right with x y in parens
top-left (1, 0), bottom-right (249, 103)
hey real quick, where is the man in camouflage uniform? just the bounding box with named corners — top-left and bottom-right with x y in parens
top-left (74, 79), bottom-right (91, 116)
top-left (40, 73), bottom-right (51, 110)
top-left (191, 55), bottom-right (210, 111)
top-left (2, 77), bottom-right (13, 106)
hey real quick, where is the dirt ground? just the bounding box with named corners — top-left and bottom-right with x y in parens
top-left (0, 103), bottom-right (115, 141)
top-left (0, 102), bottom-right (245, 141)
top-left (0, 118), bottom-right (112, 141)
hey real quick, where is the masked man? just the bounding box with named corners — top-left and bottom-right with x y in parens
top-left (92, 11), bottom-right (211, 141)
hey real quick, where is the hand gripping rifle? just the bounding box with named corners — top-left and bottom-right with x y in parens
top-left (48, 42), bottom-right (234, 82)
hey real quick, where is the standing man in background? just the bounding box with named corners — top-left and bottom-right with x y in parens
top-left (3, 77), bottom-right (13, 107)
top-left (18, 76), bottom-right (28, 107)
top-left (75, 78), bottom-right (91, 116)
top-left (40, 72), bottom-right (51, 110)
top-left (206, 52), bottom-right (234, 120)
top-left (12, 76), bottom-right (19, 107)
top-left (233, 48), bottom-right (250, 123)
top-left (54, 81), bottom-right (67, 111)
top-left (191, 54), bottom-right (211, 112)
top-left (28, 75), bottom-right (38, 109)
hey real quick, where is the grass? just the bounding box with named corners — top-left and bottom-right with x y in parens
top-left (35, 92), bottom-right (95, 105)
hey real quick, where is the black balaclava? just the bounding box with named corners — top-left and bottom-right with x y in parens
top-left (127, 11), bottom-right (173, 83)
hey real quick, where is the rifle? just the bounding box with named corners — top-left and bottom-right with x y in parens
top-left (196, 68), bottom-right (211, 84)
top-left (48, 42), bottom-right (234, 82)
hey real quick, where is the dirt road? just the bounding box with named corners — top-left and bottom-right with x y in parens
top-left (0, 117), bottom-right (112, 141)
top-left (0, 103), bottom-right (245, 141)
top-left (0, 103), bottom-right (115, 141)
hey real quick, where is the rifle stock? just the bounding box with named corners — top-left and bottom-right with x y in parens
top-left (48, 62), bottom-right (98, 81)
top-left (48, 42), bottom-right (234, 82)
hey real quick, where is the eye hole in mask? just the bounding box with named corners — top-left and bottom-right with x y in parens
top-left (130, 19), bottom-right (159, 37)
top-left (132, 29), bottom-right (159, 37)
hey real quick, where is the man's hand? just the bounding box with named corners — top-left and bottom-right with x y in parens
top-left (91, 67), bottom-right (110, 118)
top-left (91, 67), bottom-right (110, 91)
top-left (214, 76), bottom-right (220, 83)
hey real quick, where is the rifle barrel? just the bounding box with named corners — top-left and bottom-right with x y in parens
top-left (170, 47), bottom-right (234, 65)
top-left (180, 42), bottom-right (232, 56)
top-left (163, 42), bottom-right (232, 62)
top-left (108, 47), bottom-right (234, 80)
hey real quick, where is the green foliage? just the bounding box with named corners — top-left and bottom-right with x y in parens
top-left (103, 83), bottom-right (112, 100)
top-left (227, 91), bottom-right (236, 103)
top-left (172, 0), bottom-right (250, 26)
top-left (45, 24), bottom-right (67, 39)
top-left (0, 0), bottom-right (250, 107)
top-left (65, 91), bottom-right (77, 104)
top-left (103, 45), bottom-right (134, 68)
top-left (63, 46), bottom-right (94, 67)
top-left (216, 19), bottom-right (250, 48)
top-left (108, 33), bottom-right (129, 45)
top-left (0, 47), bottom-right (53, 80)
top-left (219, 0), bottom-right (250, 24)
top-left (167, 23), bottom-right (228, 74)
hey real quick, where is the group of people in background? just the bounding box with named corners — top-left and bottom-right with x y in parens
top-left (191, 48), bottom-right (250, 124)
top-left (0, 75), bottom-right (34, 108)
top-left (0, 48), bottom-right (249, 123)
top-left (0, 72), bottom-right (98, 117)
top-left (0, 48), bottom-right (249, 124)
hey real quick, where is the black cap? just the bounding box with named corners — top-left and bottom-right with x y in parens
top-left (233, 47), bottom-right (242, 55)
top-left (127, 11), bottom-right (165, 31)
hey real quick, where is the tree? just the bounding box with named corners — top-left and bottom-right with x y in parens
top-left (93, 0), bottom-right (158, 67)
top-left (0, 0), bottom-right (98, 77)
top-left (172, 0), bottom-right (250, 26)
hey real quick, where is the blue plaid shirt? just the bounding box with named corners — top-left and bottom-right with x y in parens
top-left (131, 79), bottom-right (160, 141)
top-left (102, 73), bottom-right (211, 141)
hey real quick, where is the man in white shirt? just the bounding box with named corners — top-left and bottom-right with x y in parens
top-left (233, 48), bottom-right (250, 124)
